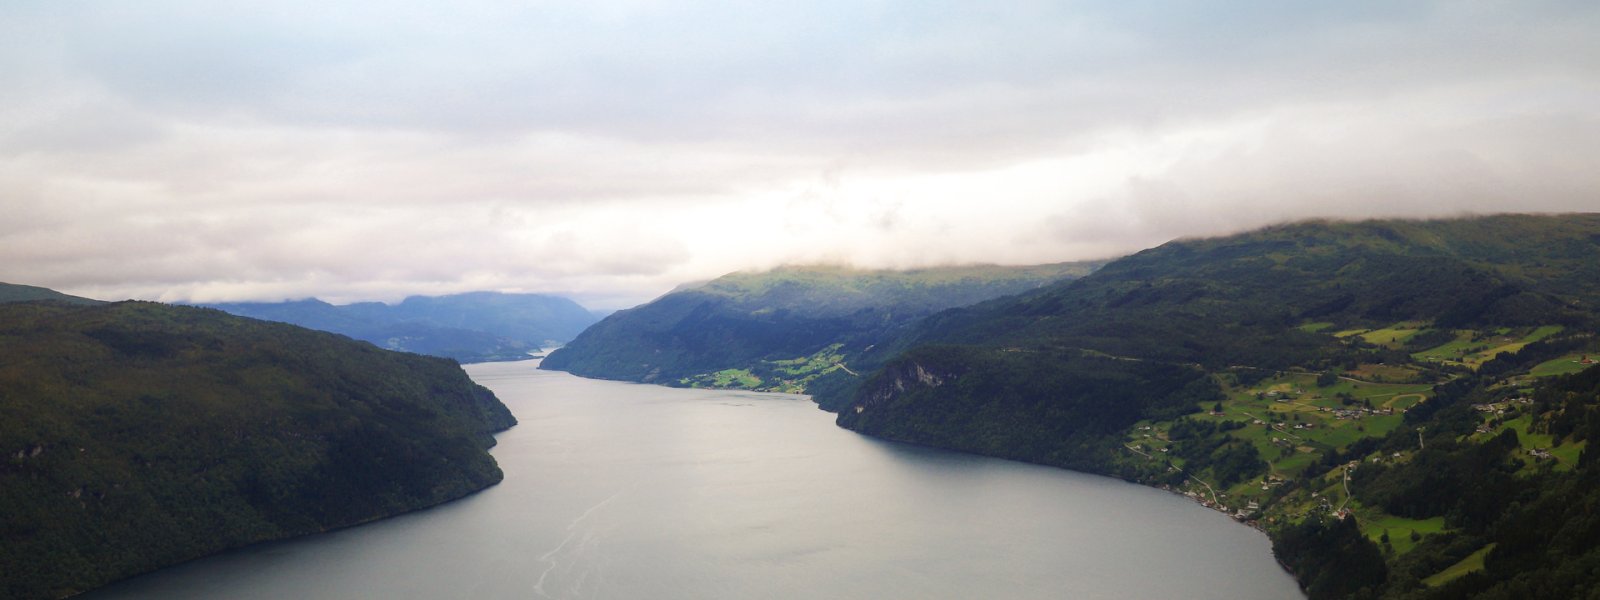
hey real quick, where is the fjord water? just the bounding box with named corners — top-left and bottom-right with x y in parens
top-left (89, 360), bottom-right (1302, 599)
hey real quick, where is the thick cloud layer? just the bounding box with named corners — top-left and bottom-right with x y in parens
top-left (3, 1), bottom-right (1597, 308)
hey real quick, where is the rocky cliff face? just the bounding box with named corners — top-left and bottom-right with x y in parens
top-left (850, 357), bottom-right (958, 415)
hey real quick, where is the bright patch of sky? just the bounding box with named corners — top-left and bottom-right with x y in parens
top-left (3, 1), bottom-right (1598, 309)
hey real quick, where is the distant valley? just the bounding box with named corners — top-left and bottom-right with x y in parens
top-left (201, 292), bottom-right (598, 363)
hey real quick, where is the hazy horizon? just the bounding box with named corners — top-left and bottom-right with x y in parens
top-left (4, 1), bottom-right (1598, 309)
top-left (13, 210), bottom-right (1592, 311)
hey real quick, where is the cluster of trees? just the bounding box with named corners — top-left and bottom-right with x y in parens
top-left (1540, 364), bottom-right (1600, 451)
top-left (1275, 516), bottom-right (1389, 600)
top-left (1165, 418), bottom-right (1266, 487)
top-left (1353, 429), bottom-right (1523, 529)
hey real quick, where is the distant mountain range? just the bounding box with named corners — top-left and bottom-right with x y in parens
top-left (0, 295), bottom-right (515, 599)
top-left (201, 292), bottom-right (598, 363)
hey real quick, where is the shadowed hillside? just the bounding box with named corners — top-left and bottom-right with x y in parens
top-left (0, 299), bottom-right (515, 599)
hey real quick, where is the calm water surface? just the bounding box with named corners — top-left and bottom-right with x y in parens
top-left (89, 360), bottom-right (1303, 599)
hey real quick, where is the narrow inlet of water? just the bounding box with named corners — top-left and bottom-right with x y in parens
top-left (87, 360), bottom-right (1303, 599)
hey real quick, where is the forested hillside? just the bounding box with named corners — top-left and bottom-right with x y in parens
top-left (0, 300), bottom-right (516, 599)
top-left (874, 215), bottom-right (1600, 370)
top-left (540, 263), bottom-right (1100, 396)
top-left (829, 214), bottom-right (1600, 599)
top-left (0, 282), bottom-right (101, 305)
top-left (203, 291), bottom-right (597, 363)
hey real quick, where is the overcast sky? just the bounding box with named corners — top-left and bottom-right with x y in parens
top-left (3, 1), bottom-right (1598, 309)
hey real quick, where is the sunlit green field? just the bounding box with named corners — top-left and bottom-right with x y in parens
top-left (1413, 326), bottom-right (1564, 368)
top-left (1423, 544), bottom-right (1496, 587)
top-left (1530, 353), bottom-right (1596, 377)
top-left (1362, 514), bottom-right (1445, 555)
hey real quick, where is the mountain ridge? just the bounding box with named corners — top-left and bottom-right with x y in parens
top-left (201, 291), bottom-right (597, 363)
top-left (0, 282), bottom-right (103, 306)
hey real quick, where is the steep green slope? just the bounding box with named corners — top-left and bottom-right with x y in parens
top-left (845, 344), bottom-right (1222, 472)
top-left (203, 291), bottom-right (598, 363)
top-left (830, 213), bottom-right (1600, 599)
top-left (0, 282), bottom-right (102, 305)
top-left (0, 300), bottom-right (516, 599)
top-left (540, 263), bottom-right (1100, 395)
